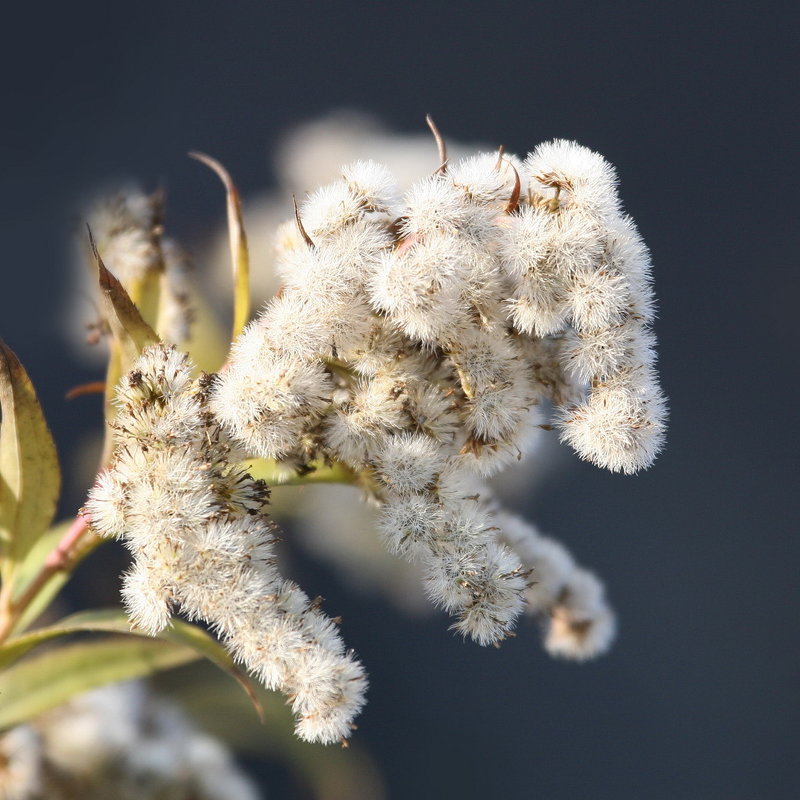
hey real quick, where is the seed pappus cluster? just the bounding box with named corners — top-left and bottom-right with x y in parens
top-left (86, 123), bottom-right (666, 745)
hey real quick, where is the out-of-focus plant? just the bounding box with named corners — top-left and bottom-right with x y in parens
top-left (0, 115), bottom-right (665, 793)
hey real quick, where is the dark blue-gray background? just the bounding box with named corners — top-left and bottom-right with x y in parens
top-left (2, 2), bottom-right (797, 798)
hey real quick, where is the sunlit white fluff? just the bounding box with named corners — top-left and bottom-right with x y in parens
top-left (211, 333), bottom-right (332, 460)
top-left (372, 431), bottom-right (448, 495)
top-left (300, 181), bottom-right (363, 239)
top-left (87, 188), bottom-right (162, 284)
top-left (605, 214), bottom-right (656, 321)
top-left (369, 236), bottom-right (469, 343)
top-left (324, 377), bottom-right (406, 467)
top-left (97, 131), bottom-right (669, 735)
top-left (447, 326), bottom-right (533, 443)
top-left (558, 368), bottom-right (667, 473)
top-left (2, 682), bottom-right (261, 799)
top-left (401, 174), bottom-right (472, 237)
top-left (500, 205), bottom-right (606, 336)
top-left (89, 344), bottom-right (367, 744)
top-left (567, 266), bottom-right (630, 333)
top-left (449, 152), bottom-right (517, 206)
top-left (525, 139), bottom-right (620, 221)
top-left (376, 492), bottom-right (443, 558)
top-left (156, 238), bottom-right (194, 345)
top-left (342, 159), bottom-right (400, 212)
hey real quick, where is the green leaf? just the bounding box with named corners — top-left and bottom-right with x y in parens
top-left (0, 636), bottom-right (198, 730)
top-left (159, 617), bottom-right (264, 721)
top-left (0, 341), bottom-right (60, 577)
top-left (189, 153), bottom-right (250, 341)
top-left (0, 607), bottom-right (135, 669)
top-left (0, 608), bottom-right (263, 718)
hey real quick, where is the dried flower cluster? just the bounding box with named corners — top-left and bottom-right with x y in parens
top-left (0, 683), bottom-right (258, 800)
top-left (85, 133), bottom-right (665, 745)
top-left (214, 140), bottom-right (664, 639)
top-left (86, 347), bottom-right (366, 744)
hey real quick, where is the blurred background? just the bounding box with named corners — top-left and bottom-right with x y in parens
top-left (1, 1), bottom-right (797, 797)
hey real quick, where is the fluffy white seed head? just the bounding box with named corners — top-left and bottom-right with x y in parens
top-left (495, 511), bottom-right (576, 612)
top-left (157, 238), bottom-right (194, 346)
top-left (372, 432), bottom-right (448, 495)
top-left (376, 492), bottom-right (443, 558)
top-left (402, 175), bottom-right (472, 237)
top-left (212, 336), bottom-right (333, 460)
top-left (324, 378), bottom-right (406, 467)
top-left (567, 266), bottom-right (631, 333)
top-left (369, 235), bottom-right (470, 343)
top-left (299, 181), bottom-right (362, 239)
top-left (605, 214), bottom-right (656, 321)
top-left (500, 205), bottom-right (606, 336)
top-left (449, 151), bottom-right (517, 206)
top-left (115, 345), bottom-right (194, 408)
top-left (121, 561), bottom-right (174, 635)
top-left (87, 188), bottom-right (162, 284)
top-left (447, 541), bottom-right (528, 646)
top-left (562, 321), bottom-right (648, 383)
top-left (341, 159), bottom-right (400, 212)
top-left (85, 470), bottom-right (128, 539)
top-left (448, 327), bottom-right (534, 443)
top-left (94, 344), bottom-right (367, 744)
top-left (558, 368), bottom-right (667, 473)
top-left (525, 139), bottom-right (620, 221)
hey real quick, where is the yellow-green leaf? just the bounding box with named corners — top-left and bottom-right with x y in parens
top-left (0, 341), bottom-right (60, 577)
top-left (189, 152), bottom-right (250, 341)
top-left (0, 607), bottom-right (135, 669)
top-left (0, 636), bottom-right (198, 730)
top-left (0, 608), bottom-right (262, 718)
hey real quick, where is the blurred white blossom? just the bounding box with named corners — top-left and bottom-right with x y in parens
top-left (0, 683), bottom-right (259, 800)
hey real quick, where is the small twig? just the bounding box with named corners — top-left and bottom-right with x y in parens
top-left (292, 195), bottom-right (315, 248)
top-left (425, 114), bottom-right (448, 174)
top-left (0, 515), bottom-right (93, 644)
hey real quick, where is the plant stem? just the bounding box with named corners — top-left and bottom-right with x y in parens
top-left (0, 515), bottom-right (95, 644)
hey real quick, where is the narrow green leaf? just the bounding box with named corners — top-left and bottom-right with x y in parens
top-left (0, 342), bottom-right (60, 575)
top-left (0, 607), bottom-right (135, 669)
top-left (159, 619), bottom-right (264, 720)
top-left (0, 636), bottom-right (198, 730)
top-left (189, 153), bottom-right (250, 341)
top-left (0, 608), bottom-right (262, 718)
